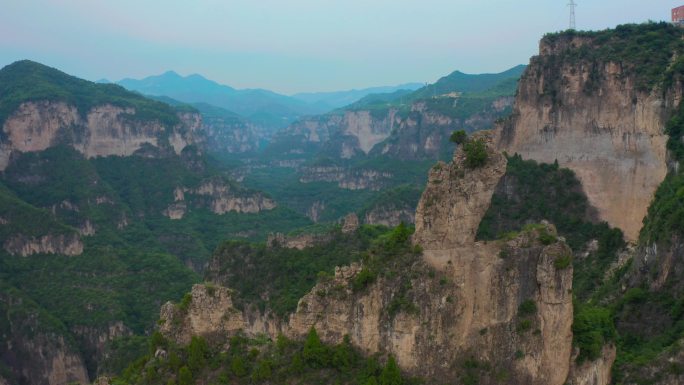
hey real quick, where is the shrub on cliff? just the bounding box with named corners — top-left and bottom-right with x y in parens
top-left (450, 130), bottom-right (468, 145)
top-left (114, 328), bottom-right (419, 385)
top-left (303, 327), bottom-right (329, 367)
top-left (187, 336), bottom-right (209, 374)
top-left (573, 304), bottom-right (616, 363)
top-left (379, 355), bottom-right (403, 385)
top-left (463, 138), bottom-right (488, 168)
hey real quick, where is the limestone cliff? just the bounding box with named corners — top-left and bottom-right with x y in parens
top-left (3, 233), bottom-right (83, 257)
top-left (567, 345), bottom-right (616, 385)
top-left (0, 101), bottom-right (203, 170)
top-left (159, 138), bottom-right (578, 385)
top-left (72, 322), bottom-right (131, 378)
top-left (414, 132), bottom-right (507, 251)
top-left (266, 232), bottom-right (323, 250)
top-left (274, 95), bottom-right (513, 162)
top-left (299, 166), bottom-right (393, 190)
top-left (162, 178), bottom-right (276, 219)
top-left (0, 285), bottom-right (89, 385)
top-left (200, 111), bottom-right (261, 154)
top-left (363, 206), bottom-right (415, 227)
top-left (283, 110), bottom-right (397, 159)
top-left (495, 34), bottom-right (677, 240)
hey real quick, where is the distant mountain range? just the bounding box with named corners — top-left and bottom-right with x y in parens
top-left (116, 72), bottom-right (423, 131)
top-left (117, 71), bottom-right (316, 130)
top-left (291, 83), bottom-right (423, 110)
top-left (405, 64), bottom-right (527, 100)
top-left (346, 64), bottom-right (526, 111)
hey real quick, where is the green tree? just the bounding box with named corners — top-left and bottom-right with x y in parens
top-left (231, 356), bottom-right (248, 377)
top-left (365, 377), bottom-right (379, 385)
top-left (573, 305), bottom-right (616, 363)
top-left (379, 356), bottom-right (402, 385)
top-left (149, 331), bottom-right (166, 354)
top-left (303, 327), bottom-right (328, 367)
top-left (450, 130), bottom-right (468, 145)
top-left (332, 335), bottom-right (353, 370)
top-left (252, 360), bottom-right (273, 381)
top-left (363, 356), bottom-right (382, 379)
top-left (463, 138), bottom-right (488, 168)
top-left (387, 222), bottom-right (411, 250)
top-left (187, 336), bottom-right (209, 373)
top-left (178, 366), bottom-right (192, 385)
top-left (168, 351), bottom-right (182, 372)
top-left (276, 333), bottom-right (290, 354)
top-left (290, 352), bottom-right (304, 374)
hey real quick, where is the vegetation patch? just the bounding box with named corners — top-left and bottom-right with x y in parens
top-left (206, 225), bottom-right (391, 316)
top-left (477, 154), bottom-right (625, 299)
top-left (554, 255), bottom-right (573, 270)
top-left (572, 304), bottom-right (616, 363)
top-left (113, 328), bottom-right (419, 385)
top-left (0, 60), bottom-right (189, 127)
top-left (518, 299), bottom-right (537, 316)
top-left (543, 22), bottom-right (684, 92)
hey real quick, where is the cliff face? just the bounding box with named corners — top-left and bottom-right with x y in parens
top-left (287, 228), bottom-right (573, 385)
top-left (162, 178), bottom-right (276, 219)
top-left (495, 36), bottom-right (676, 240)
top-left (159, 138), bottom-right (578, 385)
top-left (371, 97), bottom-right (513, 160)
top-left (363, 207), bottom-right (415, 227)
top-left (3, 233), bottom-right (83, 257)
top-left (298, 166), bottom-right (393, 190)
top-left (0, 101), bottom-right (203, 170)
top-left (201, 115), bottom-right (261, 154)
top-left (414, 132), bottom-right (507, 251)
top-left (276, 96), bottom-right (513, 162)
top-left (567, 345), bottom-right (616, 385)
top-left (285, 110), bottom-right (397, 159)
top-left (0, 286), bottom-right (90, 385)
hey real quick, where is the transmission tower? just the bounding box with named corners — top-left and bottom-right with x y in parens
top-left (568, 0), bottom-right (577, 30)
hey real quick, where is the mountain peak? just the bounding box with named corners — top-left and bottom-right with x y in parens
top-left (161, 70), bottom-right (181, 78)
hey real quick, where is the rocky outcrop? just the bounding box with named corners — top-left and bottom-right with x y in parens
top-left (72, 322), bottom-right (131, 377)
top-left (307, 201), bottom-right (326, 222)
top-left (159, 284), bottom-right (276, 346)
top-left (192, 179), bottom-right (275, 214)
top-left (266, 232), bottom-right (326, 250)
top-left (159, 139), bottom-right (576, 385)
top-left (363, 207), bottom-right (415, 227)
top-left (284, 110), bottom-right (398, 158)
top-left (163, 229), bottom-right (574, 385)
top-left (299, 166), bottom-right (392, 191)
top-left (264, 214), bottom-right (358, 250)
top-left (273, 95), bottom-right (513, 162)
top-left (495, 35), bottom-right (675, 240)
top-left (372, 97), bottom-right (513, 160)
top-left (567, 345), bottom-right (616, 385)
top-left (3, 233), bottom-right (83, 256)
top-left (286, 226), bottom-right (573, 385)
top-left (341, 213), bottom-right (359, 233)
top-left (0, 286), bottom-right (90, 385)
top-left (200, 113), bottom-right (261, 154)
top-left (1, 101), bottom-right (203, 170)
top-left (414, 131), bottom-right (508, 250)
top-left (162, 178), bottom-right (276, 219)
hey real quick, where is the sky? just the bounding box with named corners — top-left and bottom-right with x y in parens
top-left (0, 0), bottom-right (680, 94)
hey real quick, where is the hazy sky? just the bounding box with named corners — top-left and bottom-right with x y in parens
top-left (0, 0), bottom-right (680, 94)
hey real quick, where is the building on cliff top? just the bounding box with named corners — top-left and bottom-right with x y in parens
top-left (673, 6), bottom-right (684, 25)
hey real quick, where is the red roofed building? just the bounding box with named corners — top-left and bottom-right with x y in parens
top-left (673, 5), bottom-right (684, 25)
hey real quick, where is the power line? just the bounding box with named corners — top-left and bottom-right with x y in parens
top-left (568, 0), bottom-right (577, 30)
